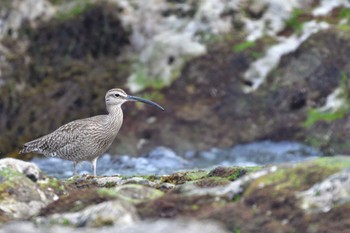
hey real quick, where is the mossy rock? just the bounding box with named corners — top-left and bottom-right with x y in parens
top-left (244, 156), bottom-right (350, 198)
top-left (39, 188), bottom-right (119, 216)
top-left (114, 184), bottom-right (164, 204)
top-left (137, 193), bottom-right (227, 219)
top-left (207, 166), bottom-right (260, 181)
top-left (161, 170), bottom-right (209, 185)
top-left (0, 167), bottom-right (66, 219)
top-left (192, 177), bottom-right (231, 188)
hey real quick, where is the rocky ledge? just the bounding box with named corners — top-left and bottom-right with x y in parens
top-left (0, 156), bottom-right (350, 233)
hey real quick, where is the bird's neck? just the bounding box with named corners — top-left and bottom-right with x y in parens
top-left (107, 105), bottom-right (123, 129)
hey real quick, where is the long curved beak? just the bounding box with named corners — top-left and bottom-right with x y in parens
top-left (127, 95), bottom-right (165, 111)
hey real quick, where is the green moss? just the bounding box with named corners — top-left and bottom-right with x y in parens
top-left (161, 170), bottom-right (208, 185)
top-left (61, 218), bottom-right (70, 226)
top-left (312, 156), bottom-right (350, 168)
top-left (114, 184), bottom-right (164, 204)
top-left (96, 188), bottom-right (119, 198)
top-left (285, 9), bottom-right (304, 34)
top-left (141, 175), bottom-right (159, 182)
top-left (132, 63), bottom-right (167, 91)
top-left (207, 166), bottom-right (261, 181)
top-left (303, 108), bottom-right (346, 128)
top-left (244, 156), bottom-right (350, 198)
top-left (337, 24), bottom-right (350, 32)
top-left (233, 41), bottom-right (256, 53)
top-left (56, 1), bottom-right (93, 21)
top-left (38, 177), bottom-right (66, 193)
top-left (338, 8), bottom-right (350, 21)
top-left (303, 73), bottom-right (350, 128)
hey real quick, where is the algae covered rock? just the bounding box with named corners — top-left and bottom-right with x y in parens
top-left (0, 158), bottom-right (66, 220)
top-left (2, 157), bottom-right (350, 232)
top-left (37, 199), bottom-right (139, 228)
top-left (113, 184), bottom-right (164, 204)
top-left (298, 167), bottom-right (350, 213)
top-left (0, 158), bottom-right (41, 181)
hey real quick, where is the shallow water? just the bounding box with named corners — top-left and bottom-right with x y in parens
top-left (31, 140), bottom-right (322, 179)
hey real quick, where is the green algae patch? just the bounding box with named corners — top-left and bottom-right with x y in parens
top-left (96, 188), bottom-right (119, 198)
top-left (244, 156), bottom-right (350, 199)
top-left (312, 156), bottom-right (350, 168)
top-left (114, 184), bottom-right (164, 204)
top-left (56, 1), bottom-right (93, 21)
top-left (37, 177), bottom-right (66, 195)
top-left (0, 168), bottom-right (40, 201)
top-left (207, 166), bottom-right (260, 181)
top-left (161, 170), bottom-right (209, 185)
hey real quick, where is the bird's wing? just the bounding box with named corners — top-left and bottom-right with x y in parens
top-left (21, 119), bottom-right (93, 156)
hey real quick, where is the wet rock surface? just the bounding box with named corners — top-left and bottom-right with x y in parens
top-left (1, 157), bottom-right (350, 232)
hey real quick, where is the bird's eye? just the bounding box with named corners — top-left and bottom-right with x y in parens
top-left (114, 94), bottom-right (120, 97)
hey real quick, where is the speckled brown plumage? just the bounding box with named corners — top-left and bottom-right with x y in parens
top-left (20, 88), bottom-right (164, 176)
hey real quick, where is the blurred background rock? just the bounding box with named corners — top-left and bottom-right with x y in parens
top-left (1, 0), bottom-right (350, 160)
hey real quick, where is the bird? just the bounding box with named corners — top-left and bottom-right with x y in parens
top-left (20, 88), bottom-right (164, 177)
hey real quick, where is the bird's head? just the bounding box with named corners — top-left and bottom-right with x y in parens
top-left (105, 88), bottom-right (164, 111)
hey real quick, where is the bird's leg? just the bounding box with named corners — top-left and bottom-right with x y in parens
top-left (73, 161), bottom-right (78, 176)
top-left (91, 157), bottom-right (98, 177)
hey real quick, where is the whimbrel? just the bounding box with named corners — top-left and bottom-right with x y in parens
top-left (20, 88), bottom-right (164, 176)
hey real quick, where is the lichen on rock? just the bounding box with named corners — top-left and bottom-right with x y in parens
top-left (0, 158), bottom-right (65, 220)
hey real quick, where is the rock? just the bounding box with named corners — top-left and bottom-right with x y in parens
top-left (114, 184), bottom-right (164, 204)
top-left (297, 168), bottom-right (350, 213)
top-left (0, 219), bottom-right (229, 233)
top-left (67, 175), bottom-right (124, 189)
top-left (0, 158), bottom-right (65, 220)
top-left (140, 156), bottom-right (350, 233)
top-left (0, 0), bottom-right (54, 40)
top-left (120, 177), bottom-right (157, 187)
top-left (174, 166), bottom-right (277, 198)
top-left (117, 219), bottom-right (229, 233)
top-left (36, 199), bottom-right (139, 228)
top-left (0, 158), bottom-right (41, 181)
top-left (2, 157), bottom-right (350, 232)
top-left (67, 176), bottom-right (156, 189)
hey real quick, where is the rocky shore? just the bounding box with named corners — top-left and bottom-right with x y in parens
top-left (1, 156), bottom-right (350, 232)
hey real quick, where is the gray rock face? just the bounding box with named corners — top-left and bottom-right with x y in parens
top-left (298, 168), bottom-right (350, 213)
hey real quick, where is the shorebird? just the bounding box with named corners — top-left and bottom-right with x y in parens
top-left (20, 88), bottom-right (164, 176)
